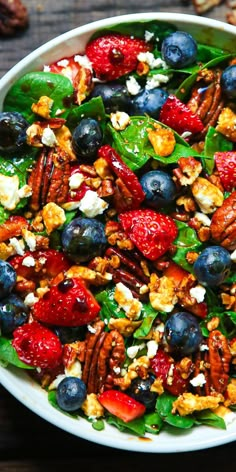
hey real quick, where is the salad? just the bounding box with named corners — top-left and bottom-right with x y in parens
top-left (0, 19), bottom-right (236, 439)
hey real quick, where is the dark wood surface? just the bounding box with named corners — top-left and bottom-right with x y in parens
top-left (1, 1), bottom-right (236, 470)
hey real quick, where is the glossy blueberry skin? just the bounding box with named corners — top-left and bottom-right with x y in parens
top-left (193, 246), bottom-right (231, 287)
top-left (140, 170), bottom-right (177, 209)
top-left (161, 31), bottom-right (197, 69)
top-left (61, 216), bottom-right (107, 263)
top-left (127, 375), bottom-right (157, 410)
top-left (90, 82), bottom-right (131, 113)
top-left (0, 294), bottom-right (29, 336)
top-left (0, 112), bottom-right (29, 154)
top-left (72, 118), bottom-right (103, 160)
top-left (0, 260), bottom-right (17, 299)
top-left (54, 326), bottom-right (86, 344)
top-left (56, 377), bottom-right (87, 412)
top-left (164, 312), bottom-right (202, 355)
top-left (130, 87), bottom-right (168, 119)
top-left (221, 65), bottom-right (236, 99)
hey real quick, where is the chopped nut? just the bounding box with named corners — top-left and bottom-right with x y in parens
top-left (191, 177), bottom-right (224, 214)
top-left (110, 111), bottom-right (130, 131)
top-left (82, 393), bottom-right (104, 418)
top-left (42, 202), bottom-right (66, 235)
top-left (108, 317), bottom-right (142, 336)
top-left (216, 107), bottom-right (236, 142)
top-left (149, 274), bottom-right (177, 313)
top-left (172, 392), bottom-right (224, 416)
top-left (31, 96), bottom-right (54, 119)
top-left (94, 157), bottom-right (114, 180)
top-left (207, 317), bottom-right (220, 332)
top-left (148, 124), bottom-right (176, 157)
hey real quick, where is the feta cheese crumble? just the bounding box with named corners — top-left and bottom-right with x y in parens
top-left (126, 76), bottom-right (141, 95)
top-left (189, 285), bottom-right (206, 303)
top-left (78, 190), bottom-right (108, 217)
top-left (190, 373), bottom-right (206, 388)
top-left (41, 127), bottom-right (58, 147)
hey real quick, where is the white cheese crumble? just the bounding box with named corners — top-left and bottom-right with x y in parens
top-left (114, 282), bottom-right (142, 320)
top-left (65, 359), bottom-right (82, 378)
top-left (146, 73), bottom-right (170, 90)
top-left (137, 51), bottom-right (168, 70)
top-left (69, 172), bottom-right (84, 189)
top-left (87, 324), bottom-right (97, 334)
top-left (146, 340), bottom-right (158, 359)
top-left (200, 344), bottom-right (209, 351)
top-left (230, 249), bottom-right (236, 263)
top-left (0, 174), bottom-right (31, 211)
top-left (22, 255), bottom-right (35, 267)
top-left (43, 65), bottom-right (51, 72)
top-left (189, 285), bottom-right (206, 303)
top-left (144, 30), bottom-right (154, 42)
top-left (9, 238), bottom-right (25, 256)
top-left (126, 76), bottom-right (141, 95)
top-left (22, 229), bottom-right (37, 252)
top-left (78, 190), bottom-right (108, 217)
top-left (41, 127), bottom-right (58, 147)
top-left (127, 343), bottom-right (145, 359)
top-left (74, 54), bottom-right (93, 71)
top-left (190, 373), bottom-right (206, 388)
top-left (194, 211), bottom-right (211, 227)
top-left (24, 292), bottom-right (39, 307)
top-left (57, 59), bottom-right (70, 67)
top-left (223, 411), bottom-right (236, 427)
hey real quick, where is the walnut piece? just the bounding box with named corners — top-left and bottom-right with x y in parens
top-left (172, 392), bottom-right (224, 416)
top-left (0, 0), bottom-right (28, 36)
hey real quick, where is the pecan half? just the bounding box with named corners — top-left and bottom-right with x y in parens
top-left (208, 330), bottom-right (232, 393)
top-left (210, 191), bottom-right (236, 250)
top-left (0, 0), bottom-right (28, 36)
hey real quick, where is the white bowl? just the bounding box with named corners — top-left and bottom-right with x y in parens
top-left (1, 12), bottom-right (236, 453)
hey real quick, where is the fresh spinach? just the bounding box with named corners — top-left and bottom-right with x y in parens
top-left (3, 72), bottom-right (74, 123)
top-left (89, 20), bottom-right (176, 42)
top-left (66, 96), bottom-right (106, 131)
top-left (156, 393), bottom-right (195, 429)
top-left (203, 127), bottom-right (233, 174)
top-left (106, 413), bottom-right (146, 436)
top-left (144, 411), bottom-right (163, 434)
top-left (195, 410), bottom-right (226, 430)
top-left (0, 206), bottom-right (10, 225)
top-left (96, 286), bottom-right (126, 323)
top-left (172, 220), bottom-right (202, 272)
top-left (0, 337), bottom-right (34, 369)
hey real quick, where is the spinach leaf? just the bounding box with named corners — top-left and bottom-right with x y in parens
top-left (144, 411), bottom-right (163, 434)
top-left (172, 220), bottom-right (202, 272)
top-left (89, 20), bottom-right (176, 42)
top-left (96, 286), bottom-right (126, 323)
top-left (106, 413), bottom-right (146, 436)
top-left (195, 410), bottom-right (226, 429)
top-left (91, 419), bottom-right (105, 431)
top-left (156, 393), bottom-right (195, 429)
top-left (4, 72), bottom-right (74, 123)
top-left (203, 127), bottom-right (233, 174)
top-left (66, 97), bottom-right (106, 131)
top-left (48, 390), bottom-right (78, 418)
top-left (0, 337), bottom-right (34, 369)
top-left (0, 206), bottom-right (10, 225)
top-left (134, 303), bottom-right (158, 339)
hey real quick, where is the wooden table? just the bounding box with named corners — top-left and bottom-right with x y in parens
top-left (1, 1), bottom-right (236, 470)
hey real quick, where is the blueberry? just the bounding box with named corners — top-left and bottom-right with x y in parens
top-left (56, 377), bottom-right (87, 412)
top-left (0, 294), bottom-right (29, 336)
top-left (90, 82), bottom-right (131, 113)
top-left (61, 216), bottom-right (107, 263)
top-left (130, 87), bottom-right (168, 119)
top-left (0, 260), bottom-right (17, 299)
top-left (161, 31), bottom-right (197, 69)
top-left (221, 65), bottom-right (236, 99)
top-left (54, 326), bottom-right (86, 344)
top-left (193, 246), bottom-right (231, 287)
top-left (0, 112), bottom-right (29, 154)
top-left (127, 374), bottom-right (157, 410)
top-left (140, 170), bottom-right (177, 209)
top-left (72, 118), bottom-right (103, 161)
top-left (164, 311), bottom-right (202, 355)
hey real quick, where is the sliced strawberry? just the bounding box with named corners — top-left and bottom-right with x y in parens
top-left (86, 33), bottom-right (150, 81)
top-left (98, 145), bottom-right (145, 211)
top-left (159, 94), bottom-right (204, 136)
top-left (33, 277), bottom-right (100, 327)
top-left (12, 321), bottom-right (63, 369)
top-left (46, 55), bottom-right (85, 86)
top-left (98, 389), bottom-right (146, 423)
top-left (150, 348), bottom-right (189, 396)
top-left (214, 151), bottom-right (236, 191)
top-left (119, 209), bottom-right (178, 261)
top-left (9, 249), bottom-right (71, 281)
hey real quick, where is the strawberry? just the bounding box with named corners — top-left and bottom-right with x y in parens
top-left (85, 33), bottom-right (150, 81)
top-left (214, 151), bottom-right (236, 191)
top-left (98, 389), bottom-right (146, 423)
top-left (9, 249), bottom-right (71, 281)
top-left (159, 94), bottom-right (204, 136)
top-left (150, 348), bottom-right (189, 396)
top-left (12, 321), bottom-right (63, 369)
top-left (33, 277), bottom-right (100, 327)
top-left (119, 209), bottom-right (178, 260)
top-left (46, 55), bottom-right (86, 87)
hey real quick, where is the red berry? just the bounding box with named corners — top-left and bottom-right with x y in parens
top-left (150, 349), bottom-right (189, 396)
top-left (33, 277), bottom-right (100, 327)
top-left (98, 389), bottom-right (146, 422)
top-left (119, 209), bottom-right (178, 260)
top-left (86, 34), bottom-right (150, 81)
top-left (159, 94), bottom-right (204, 136)
top-left (9, 249), bottom-right (70, 281)
top-left (214, 151), bottom-right (236, 191)
top-left (12, 321), bottom-right (63, 369)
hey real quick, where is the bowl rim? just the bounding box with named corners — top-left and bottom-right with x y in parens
top-left (1, 11), bottom-right (236, 453)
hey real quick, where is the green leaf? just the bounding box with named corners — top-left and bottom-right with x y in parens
top-left (89, 20), bottom-right (176, 42)
top-left (134, 304), bottom-right (158, 339)
top-left (172, 220), bottom-right (202, 272)
top-left (0, 206), bottom-right (10, 224)
top-left (106, 413), bottom-right (146, 436)
top-left (203, 127), bottom-right (233, 174)
top-left (195, 410), bottom-right (226, 430)
top-left (156, 393), bottom-right (195, 429)
top-left (66, 97), bottom-right (106, 131)
top-left (144, 411), bottom-right (163, 434)
top-left (0, 337), bottom-right (34, 369)
top-left (4, 72), bottom-right (74, 123)
top-left (96, 286), bottom-right (126, 323)
top-left (48, 390), bottom-right (78, 418)
top-left (92, 419), bottom-right (105, 431)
